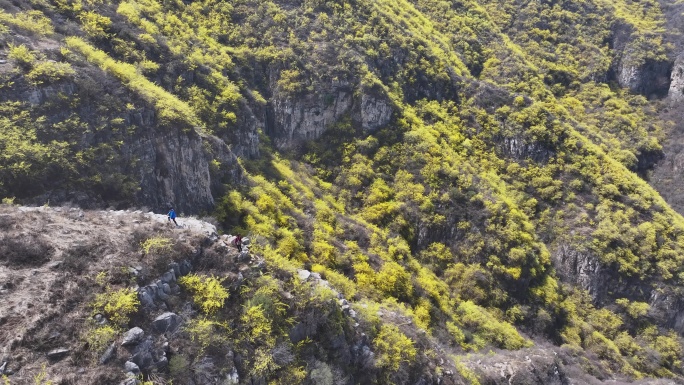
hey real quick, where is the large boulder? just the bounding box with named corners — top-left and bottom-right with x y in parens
top-left (122, 327), bottom-right (145, 346)
top-left (124, 361), bottom-right (141, 374)
top-left (130, 338), bottom-right (155, 371)
top-left (153, 312), bottom-right (181, 334)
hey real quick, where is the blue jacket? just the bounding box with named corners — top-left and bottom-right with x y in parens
top-left (168, 209), bottom-right (176, 219)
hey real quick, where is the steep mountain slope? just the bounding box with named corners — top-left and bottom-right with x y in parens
top-left (3, 0), bottom-right (684, 384)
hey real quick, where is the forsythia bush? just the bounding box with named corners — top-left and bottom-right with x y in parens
top-left (93, 288), bottom-right (140, 325)
top-left (140, 236), bottom-right (172, 254)
top-left (373, 324), bottom-right (417, 371)
top-left (179, 274), bottom-right (229, 314)
top-left (457, 301), bottom-right (531, 350)
top-left (84, 324), bottom-right (118, 353)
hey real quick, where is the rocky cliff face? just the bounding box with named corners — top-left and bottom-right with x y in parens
top-left (611, 22), bottom-right (672, 97)
top-left (1, 68), bottom-right (243, 214)
top-left (616, 59), bottom-right (671, 97)
top-left (267, 82), bottom-right (394, 150)
top-left (668, 54), bottom-right (684, 101)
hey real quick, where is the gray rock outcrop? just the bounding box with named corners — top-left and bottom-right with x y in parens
top-left (553, 244), bottom-right (603, 300)
top-left (669, 53), bottom-right (684, 102)
top-left (46, 348), bottom-right (70, 359)
top-left (268, 81), bottom-right (394, 150)
top-left (610, 21), bottom-right (672, 97)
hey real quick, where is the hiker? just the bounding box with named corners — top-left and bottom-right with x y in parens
top-left (168, 207), bottom-right (178, 226)
top-left (234, 234), bottom-right (243, 252)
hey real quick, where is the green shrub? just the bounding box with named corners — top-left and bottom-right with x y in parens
top-left (83, 324), bottom-right (117, 354)
top-left (78, 11), bottom-right (111, 38)
top-left (26, 61), bottom-right (75, 85)
top-left (309, 361), bottom-right (334, 385)
top-left (8, 44), bottom-right (37, 68)
top-left (457, 301), bottom-right (530, 350)
top-left (376, 261), bottom-right (413, 300)
top-left (616, 298), bottom-right (650, 318)
top-left (32, 364), bottom-right (54, 385)
top-left (0, 10), bottom-right (53, 35)
top-left (242, 304), bottom-right (274, 346)
top-left (169, 354), bottom-right (190, 378)
top-left (184, 318), bottom-right (229, 353)
top-left (1, 197), bottom-right (15, 205)
top-left (65, 37), bottom-right (199, 126)
top-left (455, 361), bottom-right (481, 385)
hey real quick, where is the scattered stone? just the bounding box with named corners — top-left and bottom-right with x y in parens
top-left (241, 237), bottom-right (250, 245)
top-left (139, 291), bottom-right (155, 308)
top-left (179, 260), bottom-right (192, 276)
top-left (225, 367), bottom-right (239, 384)
top-left (130, 338), bottom-right (154, 370)
top-left (170, 262), bottom-right (181, 277)
top-left (297, 270), bottom-right (311, 281)
top-left (339, 299), bottom-right (349, 306)
top-left (127, 267), bottom-right (138, 276)
top-left (155, 356), bottom-right (168, 368)
top-left (161, 270), bottom-right (176, 284)
top-left (289, 322), bottom-right (308, 343)
top-left (99, 342), bottom-right (117, 364)
top-left (237, 251), bottom-right (251, 262)
top-left (162, 283), bottom-right (171, 295)
top-left (120, 376), bottom-right (139, 385)
top-left (0, 361), bottom-right (6, 374)
top-left (158, 290), bottom-right (170, 301)
top-left (253, 260), bottom-right (266, 270)
top-left (153, 312), bottom-right (181, 333)
top-left (47, 260), bottom-right (63, 269)
top-left (0, 60), bottom-right (7, 64)
top-left (124, 361), bottom-right (140, 374)
top-left (47, 348), bottom-right (70, 360)
top-left (310, 272), bottom-right (322, 280)
top-left (122, 327), bottom-right (145, 346)
top-left (349, 309), bottom-right (357, 319)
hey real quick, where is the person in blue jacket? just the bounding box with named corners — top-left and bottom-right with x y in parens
top-left (168, 207), bottom-right (178, 226)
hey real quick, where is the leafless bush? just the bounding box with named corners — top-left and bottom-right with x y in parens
top-left (63, 238), bottom-right (106, 273)
top-left (195, 245), bottom-right (231, 272)
top-left (0, 214), bottom-right (16, 230)
top-left (0, 233), bottom-right (53, 267)
top-left (271, 343), bottom-right (295, 366)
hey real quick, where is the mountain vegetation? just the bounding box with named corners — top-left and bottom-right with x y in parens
top-left (2, 0), bottom-right (684, 383)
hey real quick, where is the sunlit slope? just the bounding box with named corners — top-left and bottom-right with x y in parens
top-left (1, 0), bottom-right (683, 382)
